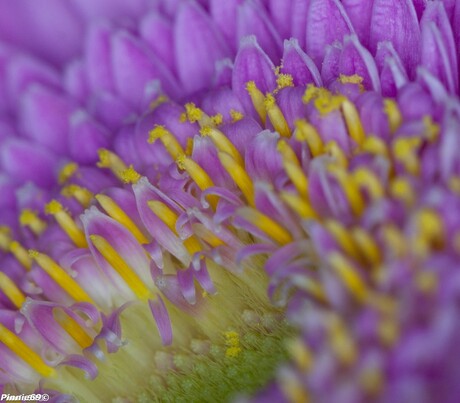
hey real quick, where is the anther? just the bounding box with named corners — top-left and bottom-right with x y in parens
top-left (148, 125), bottom-right (185, 160)
top-left (383, 99), bottom-right (402, 134)
top-left (352, 168), bottom-right (384, 200)
top-left (392, 137), bottom-right (422, 175)
top-left (61, 185), bottom-right (93, 208)
top-left (58, 162), bottom-right (78, 184)
top-left (351, 228), bottom-right (381, 266)
top-left (97, 149), bottom-right (129, 182)
top-left (246, 81), bottom-right (267, 125)
top-left (230, 109), bottom-right (244, 123)
top-left (120, 165), bottom-right (141, 184)
top-left (324, 141), bottom-right (349, 168)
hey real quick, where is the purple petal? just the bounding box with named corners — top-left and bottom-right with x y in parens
top-left (148, 296), bottom-right (173, 345)
top-left (64, 60), bottom-right (89, 102)
top-left (375, 41), bottom-right (409, 97)
top-left (341, 0), bottom-right (373, 47)
top-left (210, 0), bottom-right (245, 52)
top-left (177, 268), bottom-right (196, 304)
top-left (59, 355), bottom-right (98, 380)
top-left (88, 91), bottom-right (133, 130)
top-left (291, 0), bottom-right (311, 48)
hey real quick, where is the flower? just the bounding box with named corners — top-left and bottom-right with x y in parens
top-left (1, 0), bottom-right (460, 402)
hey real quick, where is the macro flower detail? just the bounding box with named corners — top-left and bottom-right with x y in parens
top-left (1, 1), bottom-right (460, 402)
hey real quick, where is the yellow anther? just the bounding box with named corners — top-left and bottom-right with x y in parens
top-left (352, 168), bottom-right (384, 200)
top-left (238, 207), bottom-right (293, 245)
top-left (276, 73), bottom-right (294, 90)
top-left (338, 74), bottom-right (364, 92)
top-left (19, 209), bottom-right (47, 236)
top-left (286, 338), bottom-right (313, 372)
top-left (383, 99), bottom-right (402, 134)
top-left (218, 152), bottom-right (254, 206)
top-left (324, 141), bottom-right (349, 168)
top-left (278, 141), bottom-right (308, 197)
top-left (45, 200), bottom-right (87, 248)
top-left (392, 137), bottom-right (422, 175)
top-left (351, 228), bottom-right (381, 266)
top-left (303, 85), bottom-right (345, 115)
top-left (200, 126), bottom-right (244, 166)
top-left (361, 136), bottom-right (389, 157)
top-left (0, 272), bottom-right (26, 308)
top-left (303, 84), bottom-right (319, 103)
top-left (120, 165), bottom-right (141, 184)
top-left (184, 103), bottom-right (204, 123)
top-left (89, 235), bottom-right (150, 300)
top-left (328, 253), bottom-right (368, 302)
top-left (381, 225), bottom-right (406, 258)
top-left (342, 98), bottom-right (366, 146)
top-left (95, 194), bottom-right (149, 244)
top-left (55, 311), bottom-right (93, 349)
top-left (325, 220), bottom-right (360, 260)
top-left (29, 250), bottom-right (94, 304)
top-left (230, 109), bottom-right (244, 122)
top-left (280, 192), bottom-right (318, 219)
top-left (246, 81), bottom-right (267, 125)
top-left (413, 209), bottom-right (444, 255)
top-left (422, 115), bottom-right (440, 142)
top-left (61, 185), bottom-right (93, 208)
top-left (149, 94), bottom-right (168, 110)
top-left (328, 166), bottom-right (365, 215)
top-left (148, 125), bottom-right (185, 160)
top-left (0, 226), bottom-right (12, 251)
top-left (390, 177), bottom-right (414, 206)
top-left (9, 241), bottom-right (32, 271)
top-left (211, 113), bottom-right (223, 126)
top-left (328, 315), bottom-right (357, 365)
top-left (295, 119), bottom-right (324, 157)
top-left (0, 323), bottom-right (56, 378)
top-left (97, 149), bottom-right (128, 182)
top-left (58, 162), bottom-right (78, 185)
top-left (224, 331), bottom-right (241, 358)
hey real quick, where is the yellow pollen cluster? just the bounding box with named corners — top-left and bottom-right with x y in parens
top-left (224, 331), bottom-right (242, 358)
top-left (58, 162), bottom-right (78, 184)
top-left (230, 109), bottom-right (244, 122)
top-left (338, 74), bottom-right (365, 91)
top-left (120, 165), bottom-right (141, 184)
top-left (276, 73), bottom-right (294, 90)
top-left (303, 85), bottom-right (345, 115)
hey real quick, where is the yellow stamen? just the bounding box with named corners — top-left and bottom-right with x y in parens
top-left (413, 209), bottom-right (444, 256)
top-left (392, 137), bottom-right (422, 175)
top-left (61, 185), bottom-right (93, 208)
top-left (200, 126), bottom-right (244, 166)
top-left (423, 115), bottom-right (440, 142)
top-left (361, 136), bottom-right (389, 157)
top-left (351, 228), bottom-right (381, 266)
top-left (352, 168), bottom-right (384, 200)
top-left (120, 165), bottom-right (141, 184)
top-left (342, 99), bottom-right (365, 146)
top-left (19, 209), bottom-right (47, 236)
top-left (29, 250), bottom-right (94, 304)
top-left (0, 323), bottom-right (56, 378)
top-left (9, 241), bottom-right (32, 270)
top-left (89, 235), bottom-right (150, 300)
top-left (390, 177), bottom-right (414, 206)
top-left (278, 140), bottom-right (308, 198)
top-left (324, 141), bottom-right (349, 168)
top-left (55, 311), bottom-right (94, 349)
top-left (328, 166), bottom-right (365, 215)
top-left (58, 162), bottom-right (78, 185)
top-left (211, 113), bottom-right (223, 126)
top-left (280, 192), bottom-right (318, 219)
top-left (97, 149), bottom-right (128, 181)
top-left (0, 226), bottom-right (12, 251)
top-left (95, 194), bottom-right (149, 244)
top-left (328, 253), bottom-right (368, 302)
top-left (230, 109), bottom-right (244, 123)
top-left (325, 220), bottom-right (360, 260)
top-left (183, 102), bottom-right (204, 123)
top-left (148, 125), bottom-right (185, 160)
top-left (264, 94), bottom-right (291, 138)
top-left (218, 152), bottom-right (254, 206)
top-left (0, 272), bottom-right (26, 308)
top-left (381, 225), bottom-right (406, 258)
top-left (383, 99), bottom-right (402, 134)
top-left (295, 119), bottom-right (324, 157)
top-left (238, 207), bottom-right (292, 245)
top-left (246, 81), bottom-right (267, 124)
top-left (286, 338), bottom-right (313, 372)
top-left (45, 200), bottom-right (87, 248)
top-left (338, 74), bottom-right (364, 92)
top-left (292, 276), bottom-right (328, 303)
top-left (303, 85), bottom-right (345, 115)
top-left (328, 315), bottom-right (357, 365)
top-left (279, 371), bottom-right (311, 403)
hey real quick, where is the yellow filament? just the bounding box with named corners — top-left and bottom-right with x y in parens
top-left (381, 225), bottom-right (406, 258)
top-left (280, 192), bottom-right (317, 219)
top-left (58, 162), bottom-right (78, 184)
top-left (295, 120), bottom-right (324, 157)
top-left (176, 155), bottom-right (214, 191)
top-left (383, 99), bottom-right (402, 133)
top-left (277, 139), bottom-right (299, 164)
top-left (246, 81), bottom-right (267, 124)
top-left (342, 99), bottom-right (365, 146)
top-left (200, 126), bottom-right (244, 166)
top-left (218, 152), bottom-right (254, 206)
top-left (19, 209), bottom-right (47, 236)
top-left (390, 177), bottom-right (415, 206)
top-left (29, 250), bottom-right (95, 304)
top-left (61, 185), bottom-right (94, 208)
top-left (352, 168), bottom-right (384, 200)
top-left (0, 323), bottom-right (56, 378)
top-left (361, 136), bottom-right (389, 157)
top-left (325, 220), bottom-right (360, 260)
top-left (328, 315), bottom-right (357, 365)
top-left (89, 235), bottom-right (150, 300)
top-left (328, 253), bottom-right (368, 302)
top-left (0, 272), bottom-right (26, 308)
top-left (286, 338), bottom-right (313, 372)
top-left (238, 207), bottom-right (292, 245)
top-left (97, 148), bottom-right (128, 181)
top-left (95, 194), bottom-right (149, 244)
top-left (148, 125), bottom-right (185, 160)
top-left (278, 140), bottom-right (308, 197)
top-left (9, 241), bottom-right (32, 270)
top-left (0, 226), bottom-right (11, 251)
top-left (265, 93), bottom-right (291, 137)
top-left (328, 166), bottom-right (364, 215)
top-left (351, 228), bottom-right (381, 266)
top-left (324, 141), bottom-right (349, 168)
top-left (392, 137), bottom-right (422, 175)
top-left (183, 103), bottom-right (204, 123)
top-left (55, 311), bottom-right (94, 349)
top-left (45, 200), bottom-right (87, 248)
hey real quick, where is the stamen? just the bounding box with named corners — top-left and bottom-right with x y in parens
top-left (0, 226), bottom-right (12, 251)
top-left (324, 220), bottom-right (360, 260)
top-left (280, 192), bottom-right (317, 219)
top-left (286, 338), bottom-right (313, 372)
top-left (97, 148), bottom-right (128, 181)
top-left (148, 125), bottom-right (185, 160)
top-left (89, 235), bottom-right (150, 300)
top-left (264, 93), bottom-right (291, 137)
top-left (338, 74), bottom-right (364, 92)
top-left (54, 310), bottom-right (93, 349)
top-left (0, 323), bottom-right (56, 378)
top-left (327, 315), bottom-right (357, 365)
top-left (390, 177), bottom-right (414, 206)
top-left (278, 140), bottom-right (308, 197)
top-left (392, 137), bottom-right (422, 175)
top-left (295, 120), bottom-right (324, 157)
top-left (352, 168), bottom-right (384, 200)
top-left (45, 200), bottom-right (87, 248)
top-left (381, 225), bottom-right (406, 258)
top-left (9, 241), bottom-right (32, 270)
top-left (324, 141), bottom-right (349, 168)
top-left (276, 73), bottom-right (294, 91)
top-left (328, 253), bottom-right (368, 302)
top-left (28, 250), bottom-right (95, 304)
top-left (200, 126), bottom-right (244, 166)
top-left (413, 209), bottom-right (444, 256)
top-left (0, 272), bottom-right (26, 308)
top-left (183, 103), bottom-right (204, 124)
top-left (58, 162), bottom-right (78, 185)
top-left (218, 152), bottom-right (254, 206)
top-left (246, 81), bottom-right (267, 124)
top-left (361, 136), bottom-right (389, 157)
top-left (230, 109), bottom-right (244, 123)
top-left (303, 85), bottom-right (345, 115)
top-left (341, 99), bottom-right (365, 146)
top-left (383, 99), bottom-right (402, 133)
top-left (328, 166), bottom-right (364, 215)
top-left (19, 209), bottom-right (47, 236)
top-left (61, 185), bottom-right (93, 208)
top-left (351, 228), bottom-right (381, 266)
top-left (224, 331), bottom-right (242, 358)
top-left (238, 207), bottom-right (292, 245)
top-left (422, 116), bottom-right (440, 142)
top-left (95, 194), bottom-right (149, 244)
top-left (120, 165), bottom-right (141, 184)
